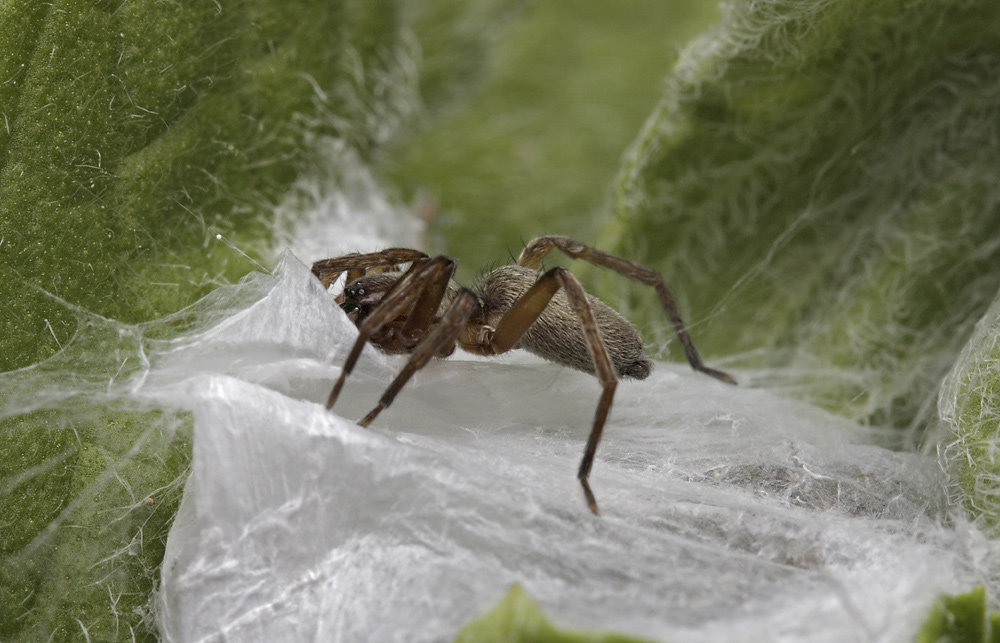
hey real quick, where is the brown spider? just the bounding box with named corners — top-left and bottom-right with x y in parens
top-left (312, 236), bottom-right (734, 514)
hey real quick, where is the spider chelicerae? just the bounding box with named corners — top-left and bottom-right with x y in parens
top-left (312, 235), bottom-right (734, 514)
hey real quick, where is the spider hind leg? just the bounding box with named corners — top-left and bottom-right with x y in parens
top-left (474, 266), bottom-right (619, 514)
top-left (517, 236), bottom-right (734, 384)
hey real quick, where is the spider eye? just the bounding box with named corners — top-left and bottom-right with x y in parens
top-left (356, 287), bottom-right (365, 296)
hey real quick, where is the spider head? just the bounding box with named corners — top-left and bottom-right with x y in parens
top-left (339, 272), bottom-right (402, 325)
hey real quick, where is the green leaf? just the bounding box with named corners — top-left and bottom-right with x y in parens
top-left (606, 0), bottom-right (1000, 434)
top-left (0, 1), bottom-right (411, 640)
top-left (917, 586), bottom-right (1000, 643)
top-left (455, 585), bottom-right (661, 643)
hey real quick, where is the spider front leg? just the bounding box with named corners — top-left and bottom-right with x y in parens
top-left (312, 248), bottom-right (430, 290)
top-left (359, 289), bottom-right (479, 427)
top-left (517, 236), bottom-right (735, 384)
top-left (483, 266), bottom-right (619, 515)
top-left (325, 256), bottom-right (456, 410)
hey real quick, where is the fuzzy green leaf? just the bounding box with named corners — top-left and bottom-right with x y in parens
top-left (455, 585), bottom-right (659, 643)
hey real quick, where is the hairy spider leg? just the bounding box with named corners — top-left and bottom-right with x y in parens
top-left (481, 266), bottom-right (619, 515)
top-left (398, 257), bottom-right (457, 347)
top-left (325, 257), bottom-right (453, 410)
top-left (360, 289), bottom-right (479, 427)
top-left (312, 248), bottom-right (430, 289)
top-left (517, 236), bottom-right (735, 385)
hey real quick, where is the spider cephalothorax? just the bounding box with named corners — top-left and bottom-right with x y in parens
top-left (313, 236), bottom-right (734, 514)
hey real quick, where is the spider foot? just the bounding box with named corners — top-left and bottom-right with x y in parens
top-left (359, 403), bottom-right (386, 428)
top-left (579, 476), bottom-right (600, 515)
top-left (700, 365), bottom-right (737, 385)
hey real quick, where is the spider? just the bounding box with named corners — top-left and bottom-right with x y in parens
top-left (312, 235), bottom-right (734, 514)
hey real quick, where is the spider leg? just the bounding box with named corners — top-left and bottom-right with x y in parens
top-left (517, 236), bottom-right (735, 384)
top-left (325, 256), bottom-right (454, 410)
top-left (312, 248), bottom-right (430, 289)
top-left (483, 267), bottom-right (618, 515)
top-left (360, 289), bottom-right (479, 427)
top-left (398, 257), bottom-right (457, 347)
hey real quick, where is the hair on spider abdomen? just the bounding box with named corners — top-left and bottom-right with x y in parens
top-left (475, 265), bottom-right (653, 380)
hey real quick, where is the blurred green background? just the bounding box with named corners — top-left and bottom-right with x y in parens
top-left (386, 0), bottom-right (719, 276)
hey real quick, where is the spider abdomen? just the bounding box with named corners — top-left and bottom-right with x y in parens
top-left (476, 265), bottom-right (652, 380)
